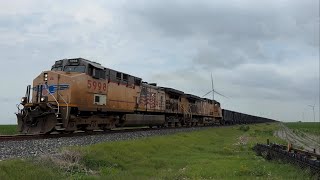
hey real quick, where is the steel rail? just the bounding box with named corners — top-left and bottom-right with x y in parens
top-left (0, 122), bottom-right (274, 142)
top-left (0, 127), bottom-right (152, 142)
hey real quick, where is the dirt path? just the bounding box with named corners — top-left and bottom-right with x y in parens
top-left (274, 123), bottom-right (320, 153)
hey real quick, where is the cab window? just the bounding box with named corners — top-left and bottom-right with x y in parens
top-left (123, 74), bottom-right (128, 81)
top-left (116, 72), bottom-right (121, 80)
top-left (64, 65), bottom-right (86, 73)
top-left (91, 68), bottom-right (106, 79)
top-left (51, 67), bottom-right (63, 71)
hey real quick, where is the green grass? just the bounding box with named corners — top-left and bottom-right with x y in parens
top-left (0, 159), bottom-right (63, 180)
top-left (0, 125), bottom-right (17, 135)
top-left (285, 122), bottom-right (320, 135)
top-left (0, 123), bottom-right (316, 179)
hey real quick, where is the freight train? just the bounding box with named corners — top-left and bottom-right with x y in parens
top-left (16, 58), bottom-right (275, 134)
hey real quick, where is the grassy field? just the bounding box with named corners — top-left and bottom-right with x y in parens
top-left (0, 125), bottom-right (17, 135)
top-left (285, 122), bottom-right (320, 135)
top-left (0, 123), bottom-right (316, 179)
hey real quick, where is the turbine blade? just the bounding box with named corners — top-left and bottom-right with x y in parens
top-left (202, 89), bottom-right (228, 98)
top-left (202, 90), bottom-right (213, 97)
top-left (214, 90), bottom-right (228, 98)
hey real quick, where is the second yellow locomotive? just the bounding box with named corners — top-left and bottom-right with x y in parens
top-left (17, 58), bottom-right (222, 134)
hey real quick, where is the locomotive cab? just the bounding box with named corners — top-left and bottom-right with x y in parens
top-left (51, 58), bottom-right (106, 77)
top-left (17, 58), bottom-right (142, 134)
top-left (17, 58), bottom-right (107, 134)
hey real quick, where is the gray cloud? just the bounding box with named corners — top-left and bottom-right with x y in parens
top-left (0, 0), bottom-right (318, 123)
top-left (129, 1), bottom-right (318, 42)
top-left (128, 0), bottom-right (319, 69)
top-left (127, 0), bottom-right (319, 105)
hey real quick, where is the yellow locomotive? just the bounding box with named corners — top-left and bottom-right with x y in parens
top-left (17, 58), bottom-right (222, 134)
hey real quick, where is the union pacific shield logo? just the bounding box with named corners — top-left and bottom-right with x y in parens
top-left (33, 84), bottom-right (70, 95)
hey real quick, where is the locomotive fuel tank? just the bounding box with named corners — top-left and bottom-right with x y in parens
top-left (122, 114), bottom-right (165, 126)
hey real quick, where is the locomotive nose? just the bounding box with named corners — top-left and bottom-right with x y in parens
top-left (17, 105), bottom-right (57, 134)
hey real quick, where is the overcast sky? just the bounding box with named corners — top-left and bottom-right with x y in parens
top-left (0, 0), bottom-right (319, 124)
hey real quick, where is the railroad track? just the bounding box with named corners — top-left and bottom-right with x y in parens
top-left (0, 122), bottom-right (273, 142)
top-left (0, 127), bottom-right (155, 142)
top-left (0, 124), bottom-right (234, 142)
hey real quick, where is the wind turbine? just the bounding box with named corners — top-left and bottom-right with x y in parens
top-left (211, 73), bottom-right (214, 102)
top-left (202, 73), bottom-right (228, 99)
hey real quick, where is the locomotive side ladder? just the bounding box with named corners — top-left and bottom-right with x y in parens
top-left (180, 104), bottom-right (192, 124)
top-left (45, 88), bottom-right (69, 131)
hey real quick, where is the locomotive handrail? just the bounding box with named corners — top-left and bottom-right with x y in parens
top-left (46, 88), bottom-right (60, 114)
top-left (57, 91), bottom-right (69, 120)
top-left (188, 105), bottom-right (192, 119)
top-left (180, 104), bottom-right (192, 119)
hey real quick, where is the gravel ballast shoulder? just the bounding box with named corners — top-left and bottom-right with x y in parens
top-left (0, 127), bottom-right (213, 160)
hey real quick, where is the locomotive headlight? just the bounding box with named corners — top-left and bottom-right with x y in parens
top-left (21, 97), bottom-right (27, 105)
top-left (44, 73), bottom-right (48, 81)
top-left (40, 96), bottom-right (48, 103)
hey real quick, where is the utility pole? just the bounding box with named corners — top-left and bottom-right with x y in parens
top-left (308, 104), bottom-right (317, 153)
top-left (308, 105), bottom-right (315, 123)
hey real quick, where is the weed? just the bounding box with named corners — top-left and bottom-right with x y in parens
top-left (39, 148), bottom-right (97, 176)
top-left (239, 125), bottom-right (250, 132)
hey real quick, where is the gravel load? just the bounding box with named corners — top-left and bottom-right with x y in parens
top-left (0, 127), bottom-right (213, 160)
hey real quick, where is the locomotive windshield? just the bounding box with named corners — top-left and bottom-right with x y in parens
top-left (51, 67), bottom-right (63, 71)
top-left (63, 65), bottom-right (86, 73)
